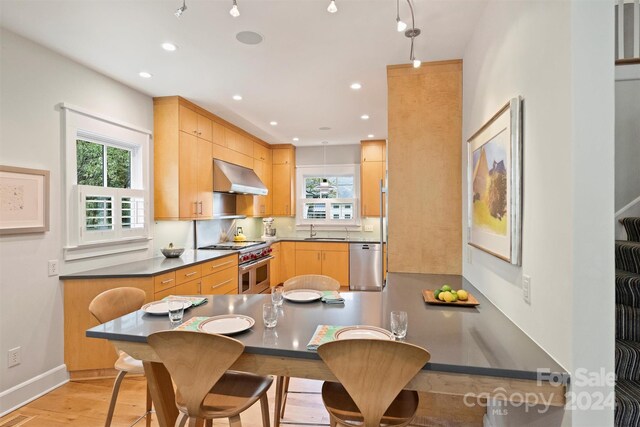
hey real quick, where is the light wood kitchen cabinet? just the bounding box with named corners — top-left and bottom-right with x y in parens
top-left (270, 242), bottom-right (281, 287)
top-left (201, 264), bottom-right (238, 295)
top-left (175, 278), bottom-right (201, 295)
top-left (238, 142), bottom-right (273, 217)
top-left (225, 128), bottom-right (253, 157)
top-left (294, 242), bottom-right (349, 286)
top-left (360, 140), bottom-right (386, 217)
top-left (280, 241), bottom-right (296, 283)
top-left (212, 121), bottom-right (225, 146)
top-left (272, 145), bottom-right (296, 216)
top-left (155, 98), bottom-right (213, 220)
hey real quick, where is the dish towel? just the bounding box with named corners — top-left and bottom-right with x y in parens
top-left (173, 316), bottom-right (209, 331)
top-left (307, 325), bottom-right (342, 351)
top-left (321, 291), bottom-right (344, 304)
top-left (164, 295), bottom-right (208, 307)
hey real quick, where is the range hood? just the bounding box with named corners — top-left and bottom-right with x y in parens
top-left (213, 159), bottom-right (268, 196)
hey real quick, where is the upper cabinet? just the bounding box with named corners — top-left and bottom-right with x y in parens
top-left (154, 96), bottom-right (272, 220)
top-left (237, 141), bottom-right (273, 217)
top-left (155, 97), bottom-right (213, 220)
top-left (360, 140), bottom-right (386, 217)
top-left (272, 145), bottom-right (296, 216)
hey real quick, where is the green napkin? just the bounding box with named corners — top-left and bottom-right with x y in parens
top-left (321, 291), bottom-right (344, 304)
top-left (173, 316), bottom-right (209, 331)
top-left (164, 295), bottom-right (208, 307)
top-left (307, 325), bottom-right (342, 351)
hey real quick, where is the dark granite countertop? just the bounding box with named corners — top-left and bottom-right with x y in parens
top-left (86, 272), bottom-right (567, 381)
top-left (60, 250), bottom-right (237, 279)
top-left (271, 236), bottom-right (382, 244)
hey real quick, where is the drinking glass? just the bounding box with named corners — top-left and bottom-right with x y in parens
top-left (168, 299), bottom-right (185, 324)
top-left (263, 303), bottom-right (278, 328)
top-left (390, 311), bottom-right (408, 339)
top-left (271, 287), bottom-right (284, 307)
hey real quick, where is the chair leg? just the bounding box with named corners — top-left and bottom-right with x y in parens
top-left (329, 415), bottom-right (337, 427)
top-left (205, 420), bottom-right (213, 427)
top-left (175, 412), bottom-right (188, 427)
top-left (259, 393), bottom-right (270, 427)
top-left (274, 376), bottom-right (284, 427)
top-left (280, 376), bottom-right (290, 419)
top-left (104, 370), bottom-right (127, 427)
top-left (229, 414), bottom-right (242, 427)
top-left (145, 383), bottom-right (153, 427)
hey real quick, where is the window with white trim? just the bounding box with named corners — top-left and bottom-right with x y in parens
top-left (62, 105), bottom-right (151, 257)
top-left (296, 165), bottom-right (360, 227)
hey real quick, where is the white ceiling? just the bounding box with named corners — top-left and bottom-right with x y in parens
top-left (0, 0), bottom-right (486, 147)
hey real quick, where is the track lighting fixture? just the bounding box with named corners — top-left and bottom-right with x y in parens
top-left (403, 0), bottom-right (422, 68)
top-left (327, 0), bottom-right (338, 14)
top-left (174, 0), bottom-right (187, 18)
top-left (396, 0), bottom-right (407, 32)
top-left (230, 0), bottom-right (240, 17)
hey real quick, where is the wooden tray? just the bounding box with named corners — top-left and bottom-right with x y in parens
top-left (422, 290), bottom-right (480, 307)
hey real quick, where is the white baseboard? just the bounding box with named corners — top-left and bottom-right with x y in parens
top-left (0, 364), bottom-right (69, 417)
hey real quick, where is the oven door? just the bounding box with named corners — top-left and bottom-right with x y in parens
top-left (238, 256), bottom-right (273, 294)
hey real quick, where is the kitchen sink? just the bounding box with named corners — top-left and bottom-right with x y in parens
top-left (304, 237), bottom-right (347, 241)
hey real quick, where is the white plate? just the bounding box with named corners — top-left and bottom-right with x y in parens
top-left (283, 289), bottom-right (323, 303)
top-left (142, 300), bottom-right (193, 315)
top-left (197, 315), bottom-right (255, 335)
top-left (334, 325), bottom-right (394, 341)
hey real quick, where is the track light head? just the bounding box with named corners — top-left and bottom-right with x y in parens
top-left (230, 0), bottom-right (240, 17)
top-left (327, 0), bottom-right (337, 13)
top-left (174, 0), bottom-right (187, 17)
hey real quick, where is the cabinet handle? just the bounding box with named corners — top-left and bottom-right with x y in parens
top-left (211, 279), bottom-right (233, 290)
top-left (194, 201), bottom-right (198, 215)
top-left (184, 271), bottom-right (198, 277)
top-left (198, 201), bottom-right (203, 215)
top-left (317, 253), bottom-right (320, 261)
top-left (198, 131), bottom-right (202, 136)
top-left (364, 204), bottom-right (366, 216)
top-left (161, 278), bottom-right (174, 284)
top-left (211, 260), bottom-right (233, 269)
top-left (323, 252), bottom-right (326, 261)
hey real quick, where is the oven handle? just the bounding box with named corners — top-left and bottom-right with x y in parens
top-left (238, 256), bottom-right (273, 271)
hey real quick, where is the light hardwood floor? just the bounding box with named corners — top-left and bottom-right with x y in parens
top-left (0, 377), bottom-right (483, 427)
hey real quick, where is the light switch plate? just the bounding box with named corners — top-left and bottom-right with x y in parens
top-left (48, 260), bottom-right (59, 277)
top-left (364, 224), bottom-right (374, 232)
top-left (8, 347), bottom-right (21, 368)
top-left (523, 275), bottom-right (531, 305)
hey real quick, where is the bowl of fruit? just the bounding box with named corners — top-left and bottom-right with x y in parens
top-left (423, 284), bottom-right (478, 306)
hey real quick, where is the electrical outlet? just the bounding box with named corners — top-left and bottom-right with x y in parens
top-left (8, 347), bottom-right (21, 368)
top-left (48, 260), bottom-right (59, 277)
top-left (364, 224), bottom-right (374, 232)
top-left (523, 275), bottom-right (531, 305)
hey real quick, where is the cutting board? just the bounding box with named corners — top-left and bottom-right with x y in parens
top-left (422, 290), bottom-right (480, 307)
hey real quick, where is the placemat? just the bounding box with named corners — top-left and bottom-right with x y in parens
top-left (164, 295), bottom-right (208, 307)
top-left (307, 325), bottom-right (342, 350)
top-left (172, 316), bottom-right (209, 331)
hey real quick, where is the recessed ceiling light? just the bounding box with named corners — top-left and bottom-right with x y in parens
top-left (161, 42), bottom-right (177, 52)
top-left (270, 121), bottom-right (278, 126)
top-left (319, 126), bottom-right (331, 131)
top-left (292, 137), bottom-right (299, 142)
top-left (350, 83), bottom-right (362, 90)
top-left (368, 134), bottom-right (375, 138)
top-left (139, 71), bottom-right (152, 79)
top-left (232, 95), bottom-right (243, 101)
top-left (236, 31), bottom-right (264, 45)
top-left (361, 114), bottom-right (370, 120)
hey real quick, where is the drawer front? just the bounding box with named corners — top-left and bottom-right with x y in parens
top-left (202, 255), bottom-right (238, 275)
top-left (175, 264), bottom-right (202, 285)
top-left (154, 271), bottom-right (176, 293)
top-left (295, 242), bottom-right (349, 252)
top-left (154, 287), bottom-right (174, 301)
top-left (202, 267), bottom-right (238, 295)
top-left (175, 278), bottom-right (201, 295)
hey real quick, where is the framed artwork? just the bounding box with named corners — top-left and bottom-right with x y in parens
top-left (0, 165), bottom-right (50, 235)
top-left (467, 97), bottom-right (522, 265)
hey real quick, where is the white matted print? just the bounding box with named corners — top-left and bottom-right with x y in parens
top-left (467, 97), bottom-right (522, 265)
top-left (0, 166), bottom-right (50, 235)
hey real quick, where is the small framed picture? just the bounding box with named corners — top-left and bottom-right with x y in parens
top-left (467, 97), bottom-right (523, 265)
top-left (0, 165), bottom-right (50, 235)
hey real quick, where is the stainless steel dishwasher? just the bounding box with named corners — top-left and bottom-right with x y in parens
top-left (349, 243), bottom-right (383, 291)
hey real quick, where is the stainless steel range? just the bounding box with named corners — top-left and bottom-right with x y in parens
top-left (199, 241), bottom-right (272, 294)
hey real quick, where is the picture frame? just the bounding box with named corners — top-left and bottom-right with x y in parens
top-left (467, 97), bottom-right (522, 265)
top-left (0, 165), bottom-right (50, 235)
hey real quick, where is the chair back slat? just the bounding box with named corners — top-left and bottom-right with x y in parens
top-left (147, 331), bottom-right (244, 417)
top-left (317, 339), bottom-right (430, 427)
top-left (89, 287), bottom-right (146, 324)
top-left (283, 274), bottom-right (340, 291)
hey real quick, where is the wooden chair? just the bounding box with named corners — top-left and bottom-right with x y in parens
top-left (317, 339), bottom-right (431, 427)
top-left (89, 287), bottom-right (151, 427)
top-left (147, 330), bottom-right (272, 427)
top-left (275, 274), bottom-right (341, 425)
top-left (282, 274), bottom-right (340, 292)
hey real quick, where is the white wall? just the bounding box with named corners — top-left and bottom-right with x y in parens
top-left (615, 79), bottom-right (640, 212)
top-left (462, 1), bottom-right (614, 426)
top-left (0, 28), bottom-right (154, 414)
top-left (296, 144), bottom-right (360, 166)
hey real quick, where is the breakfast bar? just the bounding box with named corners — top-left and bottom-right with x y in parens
top-left (86, 272), bottom-right (568, 427)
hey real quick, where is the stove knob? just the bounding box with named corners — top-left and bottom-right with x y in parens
top-left (268, 248), bottom-right (273, 253)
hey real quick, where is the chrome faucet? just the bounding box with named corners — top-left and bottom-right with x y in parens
top-left (310, 224), bottom-right (317, 238)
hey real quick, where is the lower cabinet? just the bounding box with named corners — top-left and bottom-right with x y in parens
top-left (294, 242), bottom-right (349, 286)
top-left (270, 242), bottom-right (281, 287)
top-left (63, 253), bottom-right (238, 377)
top-left (280, 241), bottom-right (297, 283)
